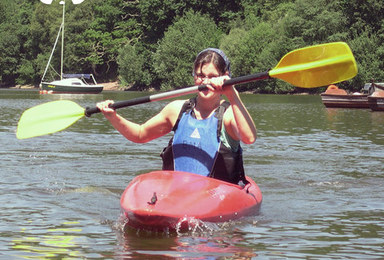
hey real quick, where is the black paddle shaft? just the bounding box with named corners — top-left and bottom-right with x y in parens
top-left (84, 71), bottom-right (270, 117)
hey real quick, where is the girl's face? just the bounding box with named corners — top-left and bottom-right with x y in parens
top-left (194, 62), bottom-right (221, 100)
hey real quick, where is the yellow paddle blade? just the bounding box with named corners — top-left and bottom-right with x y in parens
top-left (16, 100), bottom-right (85, 139)
top-left (269, 42), bottom-right (358, 88)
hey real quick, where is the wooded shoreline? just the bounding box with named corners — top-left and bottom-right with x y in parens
top-left (1, 1), bottom-right (383, 94)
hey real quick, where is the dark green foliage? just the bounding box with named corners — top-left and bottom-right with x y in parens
top-left (153, 11), bottom-right (223, 90)
top-left (1, 0), bottom-right (384, 93)
top-left (117, 43), bottom-right (153, 88)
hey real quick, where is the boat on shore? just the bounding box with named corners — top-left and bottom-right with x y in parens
top-left (40, 74), bottom-right (103, 94)
top-left (120, 170), bottom-right (262, 232)
top-left (320, 84), bottom-right (371, 108)
top-left (39, 0), bottom-right (103, 94)
top-left (368, 82), bottom-right (384, 111)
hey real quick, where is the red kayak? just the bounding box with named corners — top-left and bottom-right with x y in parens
top-left (120, 170), bottom-right (262, 231)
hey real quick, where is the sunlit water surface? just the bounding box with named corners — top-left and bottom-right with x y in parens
top-left (1, 89), bottom-right (383, 259)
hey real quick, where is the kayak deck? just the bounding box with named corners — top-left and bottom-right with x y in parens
top-left (120, 171), bottom-right (262, 231)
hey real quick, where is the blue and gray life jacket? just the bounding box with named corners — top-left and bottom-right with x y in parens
top-left (161, 97), bottom-right (247, 184)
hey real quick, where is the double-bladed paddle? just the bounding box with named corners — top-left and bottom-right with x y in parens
top-left (16, 42), bottom-right (357, 139)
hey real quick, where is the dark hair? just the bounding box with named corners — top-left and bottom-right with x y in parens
top-left (193, 48), bottom-right (231, 76)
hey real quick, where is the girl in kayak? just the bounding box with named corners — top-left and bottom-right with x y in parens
top-left (97, 48), bottom-right (257, 184)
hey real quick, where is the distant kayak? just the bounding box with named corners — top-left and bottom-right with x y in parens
top-left (120, 170), bottom-right (262, 231)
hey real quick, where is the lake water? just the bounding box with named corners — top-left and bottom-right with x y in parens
top-left (1, 89), bottom-right (383, 259)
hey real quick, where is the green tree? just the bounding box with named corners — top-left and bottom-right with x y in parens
top-left (153, 11), bottom-right (223, 90)
top-left (0, 0), bottom-right (21, 85)
top-left (340, 0), bottom-right (384, 36)
top-left (137, 0), bottom-right (242, 44)
top-left (338, 0), bottom-right (384, 90)
top-left (29, 0), bottom-right (139, 83)
top-left (222, 22), bottom-right (297, 93)
top-left (29, 1), bottom-right (73, 83)
top-left (2, 0), bottom-right (384, 91)
top-left (222, 0), bottom-right (301, 93)
top-left (76, 0), bottom-right (136, 78)
top-left (280, 0), bottom-right (348, 44)
top-left (348, 32), bottom-right (384, 91)
top-left (117, 43), bottom-right (152, 88)
top-left (0, 25), bottom-right (20, 85)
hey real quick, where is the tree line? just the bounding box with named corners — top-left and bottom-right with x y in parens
top-left (0, 0), bottom-right (383, 93)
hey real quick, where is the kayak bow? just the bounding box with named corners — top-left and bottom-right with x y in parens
top-left (120, 171), bottom-right (262, 231)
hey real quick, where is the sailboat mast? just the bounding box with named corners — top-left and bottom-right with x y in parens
top-left (60, 0), bottom-right (65, 80)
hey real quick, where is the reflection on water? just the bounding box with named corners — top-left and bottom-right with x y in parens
top-left (1, 90), bottom-right (384, 258)
top-left (118, 219), bottom-right (259, 259)
top-left (11, 222), bottom-right (82, 258)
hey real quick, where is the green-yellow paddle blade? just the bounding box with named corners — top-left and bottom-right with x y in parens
top-left (269, 42), bottom-right (358, 88)
top-left (16, 100), bottom-right (85, 139)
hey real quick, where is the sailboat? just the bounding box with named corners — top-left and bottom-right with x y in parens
top-left (39, 0), bottom-right (103, 94)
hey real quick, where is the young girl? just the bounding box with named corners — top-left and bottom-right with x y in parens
top-left (97, 48), bottom-right (257, 184)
